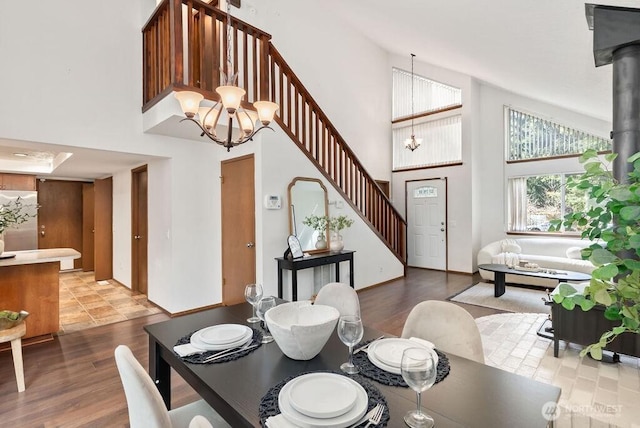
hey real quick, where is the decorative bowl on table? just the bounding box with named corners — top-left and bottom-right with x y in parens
top-left (0, 310), bottom-right (29, 330)
top-left (265, 301), bottom-right (340, 360)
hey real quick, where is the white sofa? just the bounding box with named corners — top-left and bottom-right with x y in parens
top-left (477, 237), bottom-right (595, 287)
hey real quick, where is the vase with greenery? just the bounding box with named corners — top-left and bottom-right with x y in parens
top-left (328, 215), bottom-right (354, 252)
top-left (302, 214), bottom-right (328, 249)
top-left (549, 149), bottom-right (640, 360)
top-left (0, 197), bottom-right (34, 255)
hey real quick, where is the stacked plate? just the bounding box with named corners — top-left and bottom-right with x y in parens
top-left (367, 338), bottom-right (437, 375)
top-left (277, 373), bottom-right (368, 428)
top-left (190, 324), bottom-right (253, 351)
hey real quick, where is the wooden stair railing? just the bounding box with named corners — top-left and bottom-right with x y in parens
top-left (142, 0), bottom-right (406, 263)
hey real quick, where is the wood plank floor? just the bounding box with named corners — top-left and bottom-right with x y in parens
top-left (0, 268), bottom-right (497, 427)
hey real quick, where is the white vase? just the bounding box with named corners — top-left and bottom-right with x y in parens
top-left (0, 238), bottom-right (4, 255)
top-left (315, 235), bottom-right (327, 250)
top-left (330, 232), bottom-right (344, 252)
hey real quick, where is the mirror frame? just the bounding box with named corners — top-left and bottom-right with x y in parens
top-left (287, 177), bottom-right (329, 254)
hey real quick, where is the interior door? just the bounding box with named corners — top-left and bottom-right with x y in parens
top-left (82, 183), bottom-right (95, 272)
top-left (94, 177), bottom-right (113, 281)
top-left (37, 179), bottom-right (84, 269)
top-left (131, 165), bottom-right (148, 295)
top-left (221, 155), bottom-right (256, 305)
top-left (406, 178), bottom-right (447, 270)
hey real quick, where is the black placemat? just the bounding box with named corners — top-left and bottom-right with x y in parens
top-left (352, 339), bottom-right (450, 387)
top-left (259, 370), bottom-right (390, 427)
top-left (174, 327), bottom-right (262, 364)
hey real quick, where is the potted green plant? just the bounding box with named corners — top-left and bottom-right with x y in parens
top-left (328, 215), bottom-right (354, 252)
top-left (302, 214), bottom-right (329, 249)
top-left (549, 149), bottom-right (640, 360)
top-left (0, 197), bottom-right (34, 255)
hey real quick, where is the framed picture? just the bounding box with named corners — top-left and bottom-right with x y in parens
top-left (287, 235), bottom-right (304, 259)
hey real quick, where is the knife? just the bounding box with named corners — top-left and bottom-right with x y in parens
top-left (203, 343), bottom-right (260, 363)
top-left (353, 335), bottom-right (385, 354)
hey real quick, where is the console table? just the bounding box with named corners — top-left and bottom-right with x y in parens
top-left (275, 250), bottom-right (355, 301)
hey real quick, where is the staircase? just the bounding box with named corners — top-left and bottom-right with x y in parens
top-left (142, 0), bottom-right (406, 263)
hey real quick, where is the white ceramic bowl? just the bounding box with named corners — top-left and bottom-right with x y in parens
top-left (265, 301), bottom-right (340, 360)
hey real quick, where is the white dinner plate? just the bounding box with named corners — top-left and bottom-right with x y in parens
top-left (287, 373), bottom-right (358, 419)
top-left (196, 324), bottom-right (252, 345)
top-left (370, 338), bottom-right (433, 368)
top-left (190, 329), bottom-right (252, 351)
top-left (278, 374), bottom-right (367, 428)
top-left (368, 338), bottom-right (437, 375)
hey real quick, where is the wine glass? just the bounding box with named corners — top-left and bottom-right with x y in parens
top-left (400, 347), bottom-right (437, 428)
top-left (337, 315), bottom-right (363, 374)
top-left (256, 296), bottom-right (276, 343)
top-left (244, 283), bottom-right (263, 323)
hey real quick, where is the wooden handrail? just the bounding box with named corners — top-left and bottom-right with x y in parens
top-left (141, 0), bottom-right (406, 263)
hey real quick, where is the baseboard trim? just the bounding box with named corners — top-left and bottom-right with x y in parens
top-left (356, 275), bottom-right (404, 293)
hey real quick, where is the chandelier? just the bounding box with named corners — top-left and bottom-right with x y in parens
top-left (404, 53), bottom-right (422, 152)
top-left (174, 2), bottom-right (279, 151)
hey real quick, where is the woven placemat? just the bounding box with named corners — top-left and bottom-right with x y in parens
top-left (174, 327), bottom-right (262, 364)
top-left (352, 339), bottom-right (450, 387)
top-left (258, 370), bottom-right (390, 427)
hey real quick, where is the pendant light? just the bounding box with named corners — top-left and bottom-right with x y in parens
top-left (404, 53), bottom-right (422, 152)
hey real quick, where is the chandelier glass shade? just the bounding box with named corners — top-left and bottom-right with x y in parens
top-left (404, 53), bottom-right (421, 152)
top-left (174, 2), bottom-right (279, 151)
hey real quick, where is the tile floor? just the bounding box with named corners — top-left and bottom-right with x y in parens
top-left (477, 312), bottom-right (640, 428)
top-left (58, 271), bottom-right (162, 334)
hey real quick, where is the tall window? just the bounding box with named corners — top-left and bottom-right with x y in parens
top-left (506, 107), bottom-right (611, 161)
top-left (392, 68), bottom-right (462, 170)
top-left (508, 174), bottom-right (588, 232)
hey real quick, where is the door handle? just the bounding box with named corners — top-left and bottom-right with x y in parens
top-left (134, 235), bottom-right (141, 240)
top-left (246, 242), bottom-right (255, 248)
top-left (440, 228), bottom-right (445, 232)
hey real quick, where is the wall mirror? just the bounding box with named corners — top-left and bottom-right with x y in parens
top-left (288, 177), bottom-right (329, 253)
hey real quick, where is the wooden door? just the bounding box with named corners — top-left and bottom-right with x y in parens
top-left (82, 183), bottom-right (95, 272)
top-left (221, 155), bottom-right (256, 305)
top-left (406, 178), bottom-right (447, 270)
top-left (94, 178), bottom-right (113, 281)
top-left (37, 180), bottom-right (84, 269)
top-left (131, 165), bottom-right (148, 295)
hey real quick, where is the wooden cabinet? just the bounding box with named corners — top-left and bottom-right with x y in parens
top-left (0, 173), bottom-right (36, 191)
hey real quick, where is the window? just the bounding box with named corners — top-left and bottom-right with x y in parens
top-left (506, 107), bottom-right (611, 161)
top-left (392, 68), bottom-right (462, 170)
top-left (508, 174), bottom-right (588, 232)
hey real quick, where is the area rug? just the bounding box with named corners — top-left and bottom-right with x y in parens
top-left (449, 281), bottom-right (550, 314)
top-left (476, 313), bottom-right (640, 427)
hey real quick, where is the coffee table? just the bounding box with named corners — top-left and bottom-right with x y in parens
top-left (478, 263), bottom-right (591, 297)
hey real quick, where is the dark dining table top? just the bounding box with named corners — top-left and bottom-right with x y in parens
top-left (144, 303), bottom-right (560, 428)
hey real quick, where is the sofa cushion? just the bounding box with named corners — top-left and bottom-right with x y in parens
top-left (519, 254), bottom-right (594, 274)
top-left (566, 246), bottom-right (583, 260)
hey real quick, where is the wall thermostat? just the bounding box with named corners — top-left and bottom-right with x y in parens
top-left (264, 194), bottom-right (282, 209)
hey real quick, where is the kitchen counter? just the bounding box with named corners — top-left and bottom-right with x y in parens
top-left (0, 248), bottom-right (80, 267)
top-left (0, 248), bottom-right (81, 339)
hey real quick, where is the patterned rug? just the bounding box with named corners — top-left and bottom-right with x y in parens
top-left (450, 282), bottom-right (550, 313)
top-left (476, 312), bottom-right (640, 427)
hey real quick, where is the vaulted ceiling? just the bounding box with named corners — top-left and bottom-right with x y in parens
top-left (321, 0), bottom-right (640, 122)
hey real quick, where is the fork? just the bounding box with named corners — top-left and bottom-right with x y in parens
top-left (202, 342), bottom-right (253, 363)
top-left (364, 403), bottom-right (384, 427)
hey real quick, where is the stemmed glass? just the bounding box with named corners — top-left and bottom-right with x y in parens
top-left (400, 347), bottom-right (437, 428)
top-left (244, 283), bottom-right (263, 323)
top-left (256, 296), bottom-right (276, 343)
top-left (337, 315), bottom-right (363, 374)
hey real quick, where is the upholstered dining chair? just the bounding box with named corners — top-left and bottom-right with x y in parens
top-left (114, 345), bottom-right (230, 428)
top-left (189, 415), bottom-right (214, 428)
top-left (314, 282), bottom-right (360, 317)
top-left (401, 300), bottom-right (485, 364)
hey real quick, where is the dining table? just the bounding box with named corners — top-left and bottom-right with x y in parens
top-left (144, 303), bottom-right (561, 427)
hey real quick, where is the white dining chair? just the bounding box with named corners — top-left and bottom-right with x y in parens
top-left (189, 415), bottom-right (214, 428)
top-left (114, 345), bottom-right (231, 428)
top-left (401, 300), bottom-right (485, 363)
top-left (314, 282), bottom-right (361, 317)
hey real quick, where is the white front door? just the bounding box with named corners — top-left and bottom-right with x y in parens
top-left (407, 179), bottom-right (447, 270)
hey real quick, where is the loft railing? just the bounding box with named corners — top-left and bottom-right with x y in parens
top-left (142, 0), bottom-right (406, 262)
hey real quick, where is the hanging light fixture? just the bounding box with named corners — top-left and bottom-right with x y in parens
top-left (174, 1), bottom-right (279, 151)
top-left (404, 53), bottom-right (422, 152)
